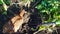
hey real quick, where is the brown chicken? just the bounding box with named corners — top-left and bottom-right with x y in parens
top-left (3, 9), bottom-right (26, 33)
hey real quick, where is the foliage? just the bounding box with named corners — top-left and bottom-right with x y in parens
top-left (0, 0), bottom-right (10, 15)
top-left (0, 0), bottom-right (33, 15)
top-left (38, 23), bottom-right (56, 32)
top-left (35, 0), bottom-right (60, 32)
top-left (38, 25), bottom-right (46, 31)
top-left (36, 0), bottom-right (60, 24)
top-left (3, 0), bottom-right (11, 5)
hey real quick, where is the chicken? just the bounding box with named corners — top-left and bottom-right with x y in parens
top-left (11, 10), bottom-right (25, 32)
top-left (3, 9), bottom-right (30, 33)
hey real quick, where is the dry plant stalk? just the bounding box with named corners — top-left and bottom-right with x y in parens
top-left (11, 0), bottom-right (33, 8)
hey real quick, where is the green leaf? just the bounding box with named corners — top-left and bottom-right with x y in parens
top-left (0, 0), bottom-right (3, 4)
top-left (2, 11), bottom-right (7, 15)
top-left (35, 4), bottom-right (43, 10)
top-left (3, 4), bottom-right (8, 11)
top-left (56, 20), bottom-right (60, 24)
top-left (38, 25), bottom-right (46, 31)
top-left (3, 0), bottom-right (11, 5)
